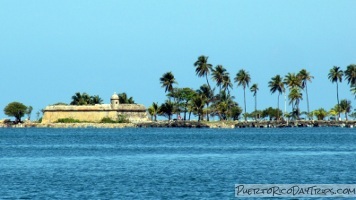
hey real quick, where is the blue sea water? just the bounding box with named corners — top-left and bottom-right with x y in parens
top-left (0, 127), bottom-right (356, 199)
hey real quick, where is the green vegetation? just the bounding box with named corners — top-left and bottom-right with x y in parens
top-left (154, 55), bottom-right (355, 122)
top-left (4, 102), bottom-right (28, 122)
top-left (117, 115), bottom-right (130, 123)
top-left (56, 118), bottom-right (81, 123)
top-left (70, 92), bottom-right (103, 105)
top-left (118, 93), bottom-right (135, 104)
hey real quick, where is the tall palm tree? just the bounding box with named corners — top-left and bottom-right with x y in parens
top-left (212, 65), bottom-right (226, 92)
top-left (297, 69), bottom-right (314, 119)
top-left (90, 95), bottom-right (103, 105)
top-left (268, 75), bottom-right (285, 120)
top-left (194, 55), bottom-right (213, 89)
top-left (345, 64), bottom-right (356, 88)
top-left (284, 73), bottom-right (301, 90)
top-left (250, 83), bottom-right (259, 120)
top-left (234, 69), bottom-right (251, 121)
top-left (160, 71), bottom-right (177, 95)
top-left (328, 66), bottom-right (343, 120)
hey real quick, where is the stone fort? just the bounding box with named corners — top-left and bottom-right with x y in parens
top-left (42, 93), bottom-right (148, 123)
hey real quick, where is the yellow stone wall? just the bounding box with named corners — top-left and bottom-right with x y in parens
top-left (41, 104), bottom-right (149, 123)
top-left (42, 110), bottom-right (118, 123)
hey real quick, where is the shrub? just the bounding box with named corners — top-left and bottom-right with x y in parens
top-left (118, 115), bottom-right (130, 123)
top-left (56, 118), bottom-right (81, 123)
top-left (100, 117), bottom-right (117, 123)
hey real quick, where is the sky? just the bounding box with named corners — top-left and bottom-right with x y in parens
top-left (0, 0), bottom-right (355, 120)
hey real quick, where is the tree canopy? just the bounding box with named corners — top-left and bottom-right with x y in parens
top-left (4, 102), bottom-right (28, 122)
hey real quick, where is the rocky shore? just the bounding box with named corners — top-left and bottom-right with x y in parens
top-left (0, 120), bottom-right (355, 128)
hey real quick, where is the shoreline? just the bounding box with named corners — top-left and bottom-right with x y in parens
top-left (0, 120), bottom-right (355, 129)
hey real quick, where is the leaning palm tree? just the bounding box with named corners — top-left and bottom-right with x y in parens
top-left (211, 65), bottom-right (226, 92)
top-left (268, 75), bottom-right (285, 120)
top-left (345, 64), bottom-right (356, 88)
top-left (221, 73), bottom-right (233, 94)
top-left (234, 69), bottom-right (251, 121)
top-left (328, 66), bottom-right (343, 120)
top-left (194, 55), bottom-right (213, 89)
top-left (160, 71), bottom-right (177, 95)
top-left (297, 69), bottom-right (314, 119)
top-left (250, 83), bottom-right (259, 120)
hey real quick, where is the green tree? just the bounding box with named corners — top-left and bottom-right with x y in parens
top-left (298, 69), bottom-right (314, 119)
top-left (169, 88), bottom-right (196, 120)
top-left (197, 84), bottom-right (214, 121)
top-left (284, 73), bottom-right (302, 89)
top-left (313, 108), bottom-right (328, 120)
top-left (328, 66), bottom-right (343, 120)
top-left (90, 95), bottom-right (103, 105)
top-left (191, 94), bottom-right (205, 122)
top-left (262, 107), bottom-right (283, 121)
top-left (158, 101), bottom-right (174, 120)
top-left (211, 91), bottom-right (237, 120)
top-left (194, 55), bottom-right (213, 89)
top-left (118, 92), bottom-right (135, 104)
top-left (345, 64), bottom-right (356, 87)
top-left (212, 65), bottom-right (226, 92)
top-left (250, 83), bottom-right (259, 120)
top-left (160, 72), bottom-right (177, 94)
top-left (221, 73), bottom-right (233, 94)
top-left (148, 102), bottom-right (159, 121)
top-left (268, 75), bottom-right (285, 120)
top-left (4, 102), bottom-right (27, 122)
top-left (234, 69), bottom-right (251, 121)
top-left (288, 87), bottom-right (303, 119)
top-left (339, 99), bottom-right (352, 120)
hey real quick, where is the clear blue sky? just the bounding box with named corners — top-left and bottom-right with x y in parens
top-left (1, 0), bottom-right (355, 120)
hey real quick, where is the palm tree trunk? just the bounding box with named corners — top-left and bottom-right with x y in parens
top-left (206, 103), bottom-right (209, 121)
top-left (244, 88), bottom-right (247, 121)
top-left (206, 74), bottom-right (211, 90)
top-left (337, 82), bottom-right (340, 120)
top-left (305, 83), bottom-right (310, 119)
top-left (255, 94), bottom-right (257, 120)
top-left (277, 93), bottom-right (280, 121)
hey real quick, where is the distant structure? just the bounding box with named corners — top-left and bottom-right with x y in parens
top-left (42, 93), bottom-right (148, 123)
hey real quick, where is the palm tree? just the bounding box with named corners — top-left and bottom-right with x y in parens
top-left (268, 75), bottom-right (285, 120)
top-left (197, 84), bottom-right (214, 121)
top-left (212, 65), bottom-right (226, 92)
top-left (351, 86), bottom-right (356, 98)
top-left (148, 102), bottom-right (159, 121)
top-left (160, 72), bottom-right (177, 101)
top-left (250, 83), bottom-right (259, 120)
top-left (194, 55), bottom-right (213, 89)
top-left (297, 69), bottom-right (314, 119)
top-left (234, 69), bottom-right (251, 121)
top-left (191, 94), bottom-right (205, 122)
top-left (284, 73), bottom-right (302, 89)
top-left (158, 101), bottom-right (174, 121)
top-left (345, 64), bottom-right (356, 88)
top-left (340, 99), bottom-right (352, 121)
top-left (90, 95), bottom-right (103, 105)
top-left (328, 66), bottom-right (343, 120)
top-left (221, 73), bottom-right (233, 94)
top-left (288, 87), bottom-right (303, 119)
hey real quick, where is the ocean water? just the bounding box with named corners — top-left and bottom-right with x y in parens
top-left (0, 127), bottom-right (356, 199)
